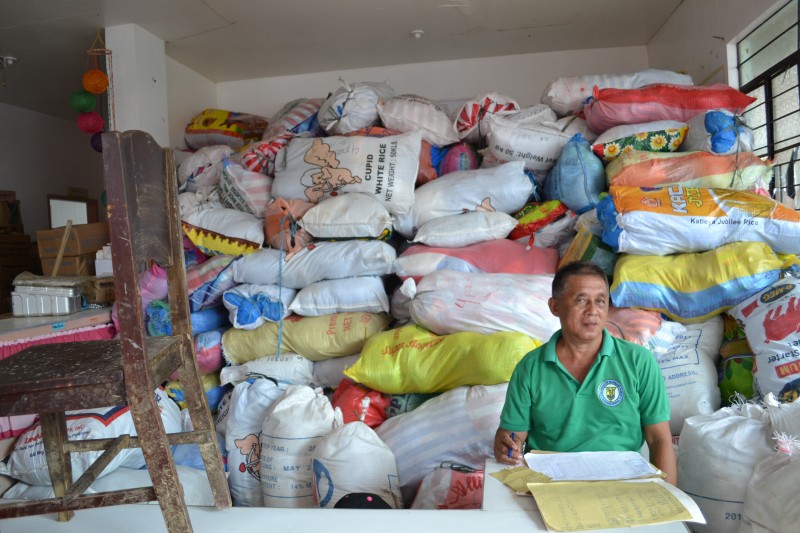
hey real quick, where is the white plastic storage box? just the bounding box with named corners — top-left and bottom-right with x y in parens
top-left (11, 278), bottom-right (82, 317)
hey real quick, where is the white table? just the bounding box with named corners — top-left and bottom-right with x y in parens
top-left (483, 459), bottom-right (691, 532)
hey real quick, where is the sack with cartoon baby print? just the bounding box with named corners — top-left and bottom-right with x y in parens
top-left (272, 131), bottom-right (422, 218)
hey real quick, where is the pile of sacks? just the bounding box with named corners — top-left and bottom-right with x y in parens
top-left (4, 69), bottom-right (800, 522)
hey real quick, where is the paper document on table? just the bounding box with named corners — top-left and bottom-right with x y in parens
top-left (528, 478), bottom-right (704, 532)
top-left (490, 465), bottom-right (550, 493)
top-left (524, 450), bottom-right (661, 481)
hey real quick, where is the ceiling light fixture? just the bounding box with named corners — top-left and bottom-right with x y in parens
top-left (410, 29), bottom-right (425, 39)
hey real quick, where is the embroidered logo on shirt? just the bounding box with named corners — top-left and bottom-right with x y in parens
top-left (598, 379), bottom-right (624, 406)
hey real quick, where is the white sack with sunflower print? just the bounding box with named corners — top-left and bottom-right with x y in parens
top-left (591, 120), bottom-right (688, 162)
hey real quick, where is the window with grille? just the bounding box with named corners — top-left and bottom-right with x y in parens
top-left (738, 0), bottom-right (799, 207)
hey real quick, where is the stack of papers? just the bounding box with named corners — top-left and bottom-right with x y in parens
top-left (493, 451), bottom-right (706, 532)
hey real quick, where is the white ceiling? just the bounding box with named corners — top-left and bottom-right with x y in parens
top-left (0, 0), bottom-right (684, 120)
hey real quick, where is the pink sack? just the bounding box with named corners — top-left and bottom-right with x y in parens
top-left (169, 328), bottom-right (225, 380)
top-left (410, 465), bottom-right (484, 510)
top-left (394, 239), bottom-right (558, 281)
top-left (111, 263), bottom-right (169, 331)
top-left (584, 83), bottom-right (756, 133)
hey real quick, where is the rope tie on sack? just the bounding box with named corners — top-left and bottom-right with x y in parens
top-left (275, 211), bottom-right (300, 360)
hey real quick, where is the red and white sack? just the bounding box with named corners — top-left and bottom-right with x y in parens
top-left (239, 133), bottom-right (294, 176)
top-left (410, 464), bottom-right (484, 510)
top-left (583, 83), bottom-right (756, 133)
top-left (403, 271), bottom-right (560, 341)
top-left (394, 239), bottom-right (559, 282)
top-left (377, 94), bottom-right (459, 147)
top-left (224, 377), bottom-right (286, 507)
top-left (481, 115), bottom-right (572, 179)
top-left (657, 317), bottom-right (723, 436)
top-left (729, 277), bottom-right (800, 400)
top-left (392, 160), bottom-right (533, 239)
top-left (219, 159), bottom-right (273, 217)
top-left (262, 98), bottom-right (324, 141)
top-left (454, 92), bottom-right (520, 144)
top-left (317, 80), bottom-right (395, 135)
top-left (232, 240), bottom-right (396, 289)
top-left (272, 131), bottom-right (421, 217)
top-left (260, 385), bottom-right (337, 508)
top-left (312, 418), bottom-right (402, 508)
top-left (541, 68), bottom-right (694, 116)
top-left (6, 388), bottom-right (180, 486)
top-left (677, 404), bottom-right (774, 533)
top-left (376, 383), bottom-right (507, 504)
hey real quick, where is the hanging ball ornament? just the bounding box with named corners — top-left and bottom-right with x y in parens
top-left (82, 69), bottom-right (108, 94)
top-left (77, 111), bottom-right (104, 134)
top-left (90, 131), bottom-right (105, 153)
top-left (70, 89), bottom-right (96, 113)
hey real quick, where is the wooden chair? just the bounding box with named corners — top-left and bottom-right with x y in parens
top-left (0, 130), bottom-right (232, 531)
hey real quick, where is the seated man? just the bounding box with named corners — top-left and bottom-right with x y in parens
top-left (493, 261), bottom-right (677, 485)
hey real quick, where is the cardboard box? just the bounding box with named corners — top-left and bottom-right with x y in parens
top-left (36, 222), bottom-right (109, 258)
top-left (41, 253), bottom-right (96, 277)
top-left (81, 276), bottom-right (115, 305)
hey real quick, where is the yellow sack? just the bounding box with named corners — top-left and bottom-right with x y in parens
top-left (222, 312), bottom-right (391, 364)
top-left (611, 241), bottom-right (790, 323)
top-left (344, 324), bottom-right (540, 394)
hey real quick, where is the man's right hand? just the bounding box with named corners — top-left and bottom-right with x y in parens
top-left (493, 428), bottom-right (527, 465)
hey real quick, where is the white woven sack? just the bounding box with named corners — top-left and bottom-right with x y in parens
top-left (317, 80), bottom-right (395, 134)
top-left (312, 420), bottom-right (402, 508)
top-left (6, 388), bottom-right (180, 486)
top-left (222, 283), bottom-right (296, 330)
top-left (184, 207), bottom-right (264, 249)
top-left (273, 131), bottom-right (421, 217)
top-left (392, 160), bottom-right (532, 239)
top-left (178, 189), bottom-right (224, 221)
top-left (260, 385), bottom-right (337, 508)
top-left (299, 192), bottom-right (392, 239)
top-left (500, 104), bottom-right (557, 127)
top-left (289, 276), bottom-right (389, 316)
top-left (311, 354), bottom-right (360, 389)
top-left (404, 271), bottom-right (560, 340)
top-left (1, 465), bottom-right (214, 506)
top-left (232, 240), bottom-right (397, 289)
top-left (225, 378), bottom-right (286, 507)
top-left (680, 110), bottom-right (754, 155)
top-left (481, 115), bottom-right (572, 180)
top-left (219, 159), bottom-right (273, 218)
top-left (376, 383), bottom-right (507, 504)
top-left (412, 211), bottom-right (517, 248)
top-left (540, 68), bottom-right (694, 116)
top-left (763, 393), bottom-right (800, 437)
top-left (657, 317), bottom-right (723, 436)
top-left (739, 439), bottom-right (800, 533)
top-left (378, 94), bottom-right (459, 147)
top-left (220, 353), bottom-right (314, 386)
top-left (178, 145), bottom-right (233, 189)
top-left (390, 285), bottom-right (412, 325)
top-left (677, 405), bottom-right (773, 533)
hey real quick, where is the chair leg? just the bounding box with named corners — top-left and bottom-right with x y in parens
top-left (40, 412), bottom-right (74, 522)
top-left (177, 358), bottom-right (232, 510)
top-left (128, 389), bottom-right (193, 533)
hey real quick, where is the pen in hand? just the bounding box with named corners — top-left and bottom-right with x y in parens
top-left (508, 432), bottom-right (515, 459)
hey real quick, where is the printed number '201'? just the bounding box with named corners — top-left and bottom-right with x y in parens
top-left (724, 513), bottom-right (741, 520)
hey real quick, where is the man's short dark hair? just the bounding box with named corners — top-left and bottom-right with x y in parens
top-left (552, 261), bottom-right (609, 300)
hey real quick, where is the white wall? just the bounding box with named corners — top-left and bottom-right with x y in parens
top-left (106, 24), bottom-right (169, 146)
top-left (647, 0), bottom-right (783, 86)
top-left (215, 46), bottom-right (649, 122)
top-left (166, 56), bottom-right (218, 149)
top-left (0, 103), bottom-right (105, 235)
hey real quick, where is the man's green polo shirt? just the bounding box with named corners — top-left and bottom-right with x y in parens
top-left (500, 329), bottom-right (669, 453)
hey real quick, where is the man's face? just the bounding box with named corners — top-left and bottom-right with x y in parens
top-left (548, 274), bottom-right (609, 343)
